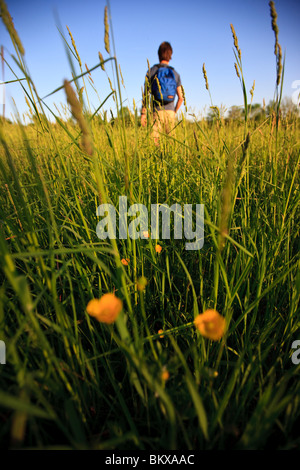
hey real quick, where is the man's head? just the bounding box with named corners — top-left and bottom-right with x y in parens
top-left (158, 42), bottom-right (173, 62)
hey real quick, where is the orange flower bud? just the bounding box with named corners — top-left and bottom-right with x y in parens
top-left (161, 369), bottom-right (170, 382)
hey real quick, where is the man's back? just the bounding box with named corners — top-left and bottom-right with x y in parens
top-left (146, 64), bottom-right (182, 111)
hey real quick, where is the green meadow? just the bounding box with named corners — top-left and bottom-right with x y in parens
top-left (0, 1), bottom-right (299, 450)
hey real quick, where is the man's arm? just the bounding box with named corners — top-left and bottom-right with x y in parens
top-left (141, 106), bottom-right (147, 127)
top-left (175, 85), bottom-right (184, 114)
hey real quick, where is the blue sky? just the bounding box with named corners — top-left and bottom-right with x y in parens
top-left (1, 0), bottom-right (300, 122)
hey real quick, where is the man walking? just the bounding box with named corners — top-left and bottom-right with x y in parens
top-left (141, 42), bottom-right (183, 145)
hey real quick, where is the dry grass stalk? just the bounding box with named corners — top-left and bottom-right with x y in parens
top-left (66, 25), bottom-right (82, 68)
top-left (104, 6), bottom-right (110, 54)
top-left (64, 79), bottom-right (93, 156)
top-left (219, 156), bottom-right (233, 251)
top-left (0, 0), bottom-right (24, 55)
top-left (276, 43), bottom-right (282, 86)
top-left (154, 75), bottom-right (163, 102)
top-left (230, 24), bottom-right (241, 60)
top-left (98, 52), bottom-right (105, 71)
top-left (269, 1), bottom-right (279, 55)
top-left (234, 63), bottom-right (240, 79)
top-left (269, 1), bottom-right (282, 86)
top-left (85, 63), bottom-right (94, 84)
top-left (250, 80), bottom-right (255, 102)
top-left (202, 63), bottom-right (209, 90)
top-left (119, 64), bottom-right (125, 88)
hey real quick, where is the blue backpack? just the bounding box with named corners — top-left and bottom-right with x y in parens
top-left (151, 65), bottom-right (177, 104)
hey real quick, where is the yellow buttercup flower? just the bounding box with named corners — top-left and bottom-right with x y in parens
top-left (194, 309), bottom-right (226, 341)
top-left (86, 293), bottom-right (123, 324)
top-left (155, 244), bottom-right (162, 253)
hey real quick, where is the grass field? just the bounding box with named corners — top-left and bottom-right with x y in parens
top-left (0, 1), bottom-right (299, 450)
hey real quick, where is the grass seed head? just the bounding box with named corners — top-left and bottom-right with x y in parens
top-left (269, 0), bottom-right (282, 86)
top-left (98, 51), bottom-right (105, 71)
top-left (230, 23), bottom-right (241, 60)
top-left (181, 85), bottom-right (187, 112)
top-left (64, 79), bottom-right (93, 156)
top-left (154, 75), bottom-right (163, 101)
top-left (119, 64), bottom-right (125, 88)
top-left (66, 25), bottom-right (82, 68)
top-left (104, 6), bottom-right (110, 54)
top-left (276, 43), bottom-right (282, 86)
top-left (234, 62), bottom-right (240, 79)
top-left (250, 80), bottom-right (255, 101)
top-left (0, 0), bottom-right (24, 55)
top-left (202, 63), bottom-right (209, 90)
top-left (269, 1), bottom-right (279, 55)
top-left (85, 63), bottom-right (93, 83)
